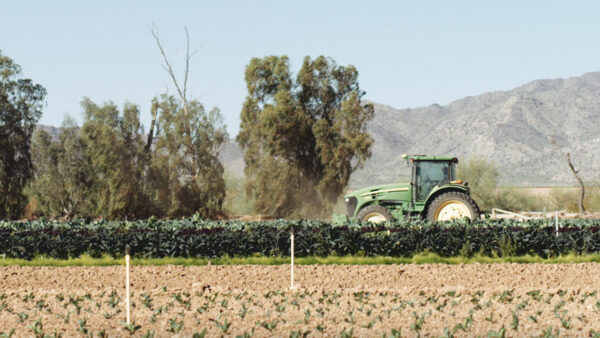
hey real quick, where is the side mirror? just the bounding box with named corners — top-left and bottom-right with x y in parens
top-left (402, 154), bottom-right (411, 166)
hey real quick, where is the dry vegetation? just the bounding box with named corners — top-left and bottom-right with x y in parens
top-left (457, 155), bottom-right (600, 214)
top-left (495, 186), bottom-right (600, 213)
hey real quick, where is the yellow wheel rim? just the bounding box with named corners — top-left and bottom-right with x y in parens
top-left (363, 212), bottom-right (387, 223)
top-left (434, 200), bottom-right (472, 221)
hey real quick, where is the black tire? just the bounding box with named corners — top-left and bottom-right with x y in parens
top-left (426, 191), bottom-right (480, 222)
top-left (357, 205), bottom-right (393, 223)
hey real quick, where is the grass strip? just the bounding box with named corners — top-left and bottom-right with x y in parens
top-left (1, 252), bottom-right (600, 266)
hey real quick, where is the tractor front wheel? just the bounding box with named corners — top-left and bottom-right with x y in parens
top-left (357, 205), bottom-right (393, 223)
top-left (426, 191), bottom-right (479, 222)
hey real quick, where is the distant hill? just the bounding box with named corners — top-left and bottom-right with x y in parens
top-left (351, 72), bottom-right (600, 186)
top-left (38, 71), bottom-right (600, 187)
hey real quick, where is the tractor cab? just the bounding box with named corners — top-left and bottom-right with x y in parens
top-left (408, 155), bottom-right (459, 201)
top-left (333, 155), bottom-right (479, 224)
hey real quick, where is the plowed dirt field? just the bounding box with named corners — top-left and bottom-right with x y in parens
top-left (1, 264), bottom-right (599, 336)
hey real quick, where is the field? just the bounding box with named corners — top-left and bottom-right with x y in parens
top-left (2, 264), bottom-right (600, 336)
top-left (3, 218), bottom-right (600, 336)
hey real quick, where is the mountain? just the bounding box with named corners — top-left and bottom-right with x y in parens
top-left (221, 71), bottom-right (600, 187)
top-left (351, 72), bottom-right (600, 186)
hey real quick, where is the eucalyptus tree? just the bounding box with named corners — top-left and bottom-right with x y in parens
top-left (150, 26), bottom-right (228, 218)
top-left (30, 118), bottom-right (89, 217)
top-left (0, 51), bottom-right (46, 219)
top-left (238, 55), bottom-right (374, 218)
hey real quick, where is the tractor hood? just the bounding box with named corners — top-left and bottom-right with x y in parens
top-left (347, 183), bottom-right (411, 198)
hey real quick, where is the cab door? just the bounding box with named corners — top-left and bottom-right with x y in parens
top-left (413, 161), bottom-right (451, 201)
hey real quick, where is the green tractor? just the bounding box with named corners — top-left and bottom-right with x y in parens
top-left (334, 155), bottom-right (480, 223)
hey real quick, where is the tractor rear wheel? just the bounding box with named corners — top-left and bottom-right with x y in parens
top-left (357, 205), bottom-right (393, 223)
top-left (426, 191), bottom-right (479, 222)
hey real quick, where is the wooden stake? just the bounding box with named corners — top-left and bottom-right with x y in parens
top-left (125, 245), bottom-right (131, 325)
top-left (290, 232), bottom-right (294, 290)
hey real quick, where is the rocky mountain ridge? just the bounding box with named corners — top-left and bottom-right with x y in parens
top-left (351, 71), bottom-right (600, 186)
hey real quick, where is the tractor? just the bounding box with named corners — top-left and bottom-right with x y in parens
top-left (333, 155), bottom-right (480, 223)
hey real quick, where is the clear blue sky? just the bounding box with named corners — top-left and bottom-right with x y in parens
top-left (2, 1), bottom-right (599, 135)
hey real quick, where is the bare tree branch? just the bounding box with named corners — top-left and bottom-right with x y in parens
top-left (183, 26), bottom-right (190, 101)
top-left (151, 25), bottom-right (187, 107)
top-left (565, 152), bottom-right (586, 214)
top-left (151, 24), bottom-right (194, 140)
top-left (548, 136), bottom-right (586, 214)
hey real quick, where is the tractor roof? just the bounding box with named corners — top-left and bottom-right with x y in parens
top-left (401, 154), bottom-right (458, 162)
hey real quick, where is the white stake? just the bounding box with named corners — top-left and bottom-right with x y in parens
top-left (125, 245), bottom-right (131, 325)
top-left (290, 232), bottom-right (294, 290)
top-left (555, 211), bottom-right (559, 237)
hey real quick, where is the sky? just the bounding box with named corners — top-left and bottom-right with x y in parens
top-left (2, 1), bottom-right (600, 135)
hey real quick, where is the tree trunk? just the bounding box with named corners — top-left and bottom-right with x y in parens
top-left (565, 153), bottom-right (586, 214)
top-left (145, 101), bottom-right (158, 153)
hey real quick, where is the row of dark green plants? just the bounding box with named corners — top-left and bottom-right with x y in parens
top-left (1, 218), bottom-right (600, 260)
top-left (3, 216), bottom-right (600, 230)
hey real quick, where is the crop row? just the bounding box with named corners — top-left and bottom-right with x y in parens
top-left (1, 218), bottom-right (600, 259)
top-left (2, 217), bottom-right (600, 230)
top-left (3, 286), bottom-right (600, 336)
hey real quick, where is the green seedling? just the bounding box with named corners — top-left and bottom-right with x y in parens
top-left (289, 330), bottom-right (310, 338)
top-left (168, 318), bottom-right (183, 333)
top-left (389, 328), bottom-right (402, 338)
top-left (440, 327), bottom-right (455, 338)
top-left (0, 329), bottom-right (15, 338)
top-left (361, 320), bottom-right (375, 329)
top-left (28, 318), bottom-right (43, 337)
top-left (193, 328), bottom-right (207, 338)
top-left (141, 293), bottom-right (153, 309)
top-left (344, 311), bottom-right (355, 324)
top-left (486, 326), bottom-right (506, 338)
top-left (258, 320), bottom-right (278, 332)
top-left (16, 311), bottom-right (29, 323)
top-left (77, 318), bottom-right (88, 334)
top-left (239, 303), bottom-right (249, 318)
top-left (410, 311), bottom-right (426, 333)
top-left (214, 317), bottom-right (231, 333)
top-left (121, 321), bottom-right (142, 334)
top-left (510, 311), bottom-right (519, 331)
top-left (339, 328), bottom-right (354, 338)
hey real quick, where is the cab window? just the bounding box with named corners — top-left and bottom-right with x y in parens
top-left (415, 161), bottom-right (454, 200)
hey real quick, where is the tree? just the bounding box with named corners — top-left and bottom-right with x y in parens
top-left (150, 27), bottom-right (228, 218)
top-left (238, 55), bottom-right (374, 218)
top-left (29, 118), bottom-right (89, 217)
top-left (28, 101), bottom-right (151, 219)
top-left (457, 156), bottom-right (500, 211)
top-left (80, 99), bottom-right (150, 219)
top-left (0, 51), bottom-right (46, 219)
top-left (149, 95), bottom-right (227, 217)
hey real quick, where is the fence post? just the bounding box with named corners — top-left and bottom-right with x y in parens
top-left (125, 245), bottom-right (131, 325)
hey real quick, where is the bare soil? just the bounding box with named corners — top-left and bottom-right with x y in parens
top-left (1, 264), bottom-right (600, 336)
